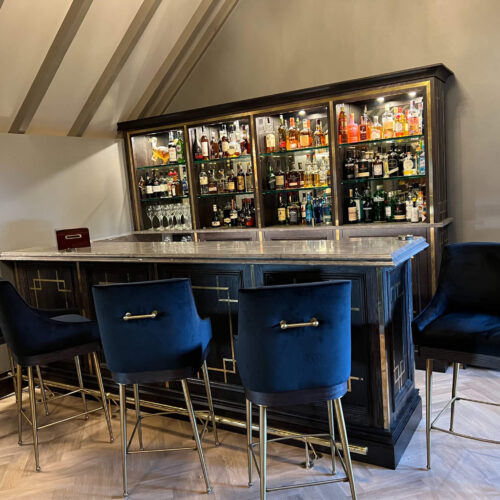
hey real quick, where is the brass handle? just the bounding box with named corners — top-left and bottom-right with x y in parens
top-left (280, 317), bottom-right (319, 330)
top-left (123, 310), bottom-right (159, 321)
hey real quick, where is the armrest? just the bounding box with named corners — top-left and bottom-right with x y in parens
top-left (412, 288), bottom-right (449, 333)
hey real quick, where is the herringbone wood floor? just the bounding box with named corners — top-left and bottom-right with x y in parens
top-left (0, 367), bottom-right (499, 499)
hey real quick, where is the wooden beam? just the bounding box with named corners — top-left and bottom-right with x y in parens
top-left (128, 0), bottom-right (216, 120)
top-left (9, 0), bottom-right (93, 134)
top-left (67, 0), bottom-right (161, 137)
top-left (151, 0), bottom-right (239, 116)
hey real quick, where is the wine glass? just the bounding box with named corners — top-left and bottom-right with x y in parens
top-left (153, 205), bottom-right (163, 231)
top-left (145, 206), bottom-right (155, 231)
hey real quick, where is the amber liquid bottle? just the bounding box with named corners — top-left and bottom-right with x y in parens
top-left (313, 119), bottom-right (326, 147)
top-left (200, 126), bottom-right (209, 160)
top-left (338, 104), bottom-right (348, 144)
top-left (278, 115), bottom-right (287, 151)
top-left (287, 117), bottom-right (300, 150)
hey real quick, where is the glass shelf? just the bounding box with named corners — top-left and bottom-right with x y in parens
top-left (137, 162), bottom-right (186, 171)
top-left (263, 186), bottom-right (330, 194)
top-left (341, 174), bottom-right (425, 185)
top-left (141, 196), bottom-right (189, 203)
top-left (260, 146), bottom-right (329, 158)
top-left (198, 191), bottom-right (254, 199)
top-left (338, 134), bottom-right (424, 148)
top-left (193, 155), bottom-right (252, 165)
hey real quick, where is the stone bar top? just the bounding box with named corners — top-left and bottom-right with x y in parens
top-left (1, 236), bottom-right (428, 267)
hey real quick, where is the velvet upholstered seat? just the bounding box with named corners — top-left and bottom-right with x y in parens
top-left (412, 242), bottom-right (500, 471)
top-left (236, 281), bottom-right (356, 500)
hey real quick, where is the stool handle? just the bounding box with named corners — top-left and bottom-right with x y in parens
top-left (280, 317), bottom-right (319, 330)
top-left (123, 310), bottom-right (159, 321)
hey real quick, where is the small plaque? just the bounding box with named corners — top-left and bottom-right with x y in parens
top-left (56, 228), bottom-right (91, 251)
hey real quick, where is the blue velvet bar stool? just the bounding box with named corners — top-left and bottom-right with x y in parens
top-left (92, 278), bottom-right (218, 497)
top-left (0, 280), bottom-right (114, 471)
top-left (236, 281), bottom-right (357, 500)
top-left (412, 242), bottom-right (500, 470)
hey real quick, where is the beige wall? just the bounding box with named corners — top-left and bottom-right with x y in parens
top-left (0, 133), bottom-right (133, 252)
top-left (167, 0), bottom-right (500, 242)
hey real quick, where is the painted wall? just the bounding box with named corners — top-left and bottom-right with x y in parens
top-left (167, 0), bottom-right (500, 242)
top-left (0, 133), bottom-right (133, 252)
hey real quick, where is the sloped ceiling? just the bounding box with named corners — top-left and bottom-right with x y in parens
top-left (0, 0), bottom-right (238, 138)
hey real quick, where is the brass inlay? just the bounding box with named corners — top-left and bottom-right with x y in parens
top-left (430, 227), bottom-right (437, 293)
top-left (347, 375), bottom-right (364, 393)
top-left (30, 270), bottom-right (72, 309)
top-left (393, 359), bottom-right (406, 392)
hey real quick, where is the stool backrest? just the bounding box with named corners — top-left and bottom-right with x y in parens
top-left (92, 278), bottom-right (211, 377)
top-left (236, 280), bottom-right (351, 395)
top-left (438, 243), bottom-right (500, 314)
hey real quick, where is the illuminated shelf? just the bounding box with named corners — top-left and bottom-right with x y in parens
top-left (338, 134), bottom-right (424, 147)
top-left (341, 174), bottom-right (425, 185)
top-left (262, 186), bottom-right (330, 194)
top-left (140, 196), bottom-right (188, 203)
top-left (260, 146), bottom-right (329, 158)
top-left (136, 162), bottom-right (186, 170)
top-left (193, 155), bottom-right (251, 165)
top-left (198, 191), bottom-right (254, 199)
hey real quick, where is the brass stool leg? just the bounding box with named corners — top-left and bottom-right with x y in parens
top-left (327, 399), bottom-right (337, 475)
top-left (181, 379), bottom-right (212, 494)
top-left (35, 366), bottom-right (49, 416)
top-left (201, 360), bottom-right (219, 446)
top-left (119, 384), bottom-right (128, 497)
top-left (133, 384), bottom-right (144, 450)
top-left (74, 356), bottom-right (88, 419)
top-left (27, 366), bottom-right (41, 472)
top-left (16, 364), bottom-right (23, 445)
top-left (8, 349), bottom-right (17, 398)
top-left (334, 399), bottom-right (356, 500)
top-left (259, 405), bottom-right (267, 500)
top-left (426, 358), bottom-right (433, 470)
top-left (450, 362), bottom-right (460, 432)
top-left (92, 352), bottom-right (114, 443)
top-left (246, 399), bottom-right (253, 487)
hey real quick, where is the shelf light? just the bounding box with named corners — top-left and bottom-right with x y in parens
top-left (376, 97), bottom-right (385, 103)
top-left (408, 91), bottom-right (417, 98)
top-left (298, 110), bottom-right (306, 116)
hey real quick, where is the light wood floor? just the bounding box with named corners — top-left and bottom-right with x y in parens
top-left (0, 367), bottom-right (499, 499)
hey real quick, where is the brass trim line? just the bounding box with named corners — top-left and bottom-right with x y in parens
top-left (280, 317), bottom-right (319, 330)
top-left (123, 310), bottom-right (158, 321)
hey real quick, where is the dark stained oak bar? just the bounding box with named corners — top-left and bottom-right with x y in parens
top-left (0, 236), bottom-right (428, 468)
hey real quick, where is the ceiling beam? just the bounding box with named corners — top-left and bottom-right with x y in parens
top-left (9, 0), bottom-right (93, 134)
top-left (128, 0), bottom-right (222, 120)
top-left (68, 0), bottom-right (161, 137)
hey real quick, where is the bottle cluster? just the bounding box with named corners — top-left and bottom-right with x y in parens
top-left (347, 183), bottom-right (426, 224)
top-left (264, 115), bottom-right (328, 153)
top-left (138, 168), bottom-right (188, 199)
top-left (344, 141), bottom-right (425, 180)
top-left (149, 131), bottom-right (185, 164)
top-left (266, 153), bottom-right (330, 190)
top-left (338, 99), bottom-right (423, 144)
top-left (192, 121), bottom-right (250, 161)
top-left (199, 161), bottom-right (253, 195)
top-left (211, 198), bottom-right (256, 228)
top-left (276, 191), bottom-right (332, 226)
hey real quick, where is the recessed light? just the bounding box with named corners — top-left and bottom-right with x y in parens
top-left (408, 91), bottom-right (417, 98)
top-left (298, 110), bottom-right (306, 116)
top-left (376, 97), bottom-right (385, 103)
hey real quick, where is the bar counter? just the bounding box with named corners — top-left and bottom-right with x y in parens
top-left (1, 236), bottom-right (428, 468)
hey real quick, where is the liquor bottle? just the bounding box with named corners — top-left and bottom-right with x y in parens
top-left (211, 204), bottom-right (221, 227)
top-left (359, 106), bottom-right (369, 141)
top-left (172, 171), bottom-right (182, 197)
top-left (318, 158), bottom-right (328, 186)
top-left (286, 162), bottom-right (300, 189)
top-left (234, 121), bottom-right (242, 156)
top-left (385, 191), bottom-right (395, 222)
top-left (382, 105), bottom-right (394, 139)
top-left (394, 107), bottom-right (406, 137)
top-left (210, 132), bottom-right (220, 159)
top-left (312, 156), bottom-right (320, 187)
top-left (230, 199), bottom-right (238, 226)
top-left (220, 126), bottom-right (229, 157)
top-left (223, 200), bottom-right (232, 226)
top-left (278, 115), bottom-right (287, 151)
top-left (200, 126), bottom-right (209, 160)
top-left (338, 104), bottom-right (348, 144)
top-left (417, 142), bottom-right (426, 174)
top-left (168, 131), bottom-right (177, 163)
top-left (226, 164), bottom-right (236, 192)
top-left (353, 186), bottom-right (364, 222)
top-left (287, 117), bottom-right (300, 150)
top-left (227, 125), bottom-right (238, 157)
top-left (277, 194), bottom-right (287, 225)
top-left (245, 164), bottom-right (253, 192)
top-left (408, 100), bottom-right (420, 135)
top-left (363, 189), bottom-right (374, 223)
top-left (181, 167), bottom-right (188, 195)
top-left (387, 144), bottom-right (399, 177)
top-left (152, 170), bottom-right (161, 198)
top-left (138, 176), bottom-right (145, 199)
top-left (240, 125), bottom-right (250, 155)
top-left (301, 193), bottom-right (307, 223)
top-left (159, 172), bottom-right (168, 197)
top-left (373, 185), bottom-right (386, 222)
top-left (417, 100), bottom-right (424, 133)
top-left (266, 163), bottom-right (276, 190)
top-left (370, 115), bottom-right (382, 140)
top-left (314, 196), bottom-right (323, 224)
top-left (175, 131), bottom-right (185, 163)
top-left (247, 198), bottom-right (256, 227)
top-left (344, 152), bottom-right (355, 180)
top-left (275, 160), bottom-right (285, 189)
top-left (347, 113), bottom-right (359, 143)
top-left (199, 163), bottom-right (209, 194)
top-left (288, 194), bottom-right (300, 225)
top-left (355, 151), bottom-right (371, 179)
top-left (305, 194), bottom-right (313, 225)
top-left (237, 164), bottom-right (246, 192)
top-left (313, 119), bottom-right (326, 147)
top-left (192, 129), bottom-right (203, 160)
top-left (304, 154), bottom-right (314, 187)
top-left (217, 168), bottom-right (226, 193)
top-left (300, 119), bottom-right (312, 148)
top-left (372, 154), bottom-right (384, 178)
top-left (265, 118), bottom-right (276, 153)
top-left (347, 189), bottom-right (358, 223)
top-left (403, 152), bottom-right (417, 176)
top-left (208, 169), bottom-right (218, 193)
top-left (323, 193), bottom-right (332, 225)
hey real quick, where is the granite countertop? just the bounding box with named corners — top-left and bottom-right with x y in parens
top-left (0, 236), bottom-right (428, 267)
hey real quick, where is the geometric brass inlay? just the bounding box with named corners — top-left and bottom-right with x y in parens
top-left (393, 359), bottom-right (406, 392)
top-left (30, 270), bottom-right (72, 308)
top-left (347, 375), bottom-right (364, 393)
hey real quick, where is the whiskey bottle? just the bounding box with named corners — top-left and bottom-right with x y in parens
top-left (286, 161), bottom-right (300, 189)
top-left (382, 105), bottom-right (394, 139)
top-left (370, 116), bottom-right (382, 140)
top-left (223, 200), bottom-right (231, 226)
top-left (338, 104), bottom-right (348, 144)
top-left (226, 164), bottom-right (236, 192)
top-left (211, 204), bottom-right (221, 227)
top-left (208, 169), bottom-right (218, 193)
top-left (353, 187), bottom-right (364, 222)
top-left (287, 117), bottom-right (300, 150)
top-left (387, 144), bottom-right (399, 177)
top-left (230, 199), bottom-right (238, 226)
top-left (168, 131), bottom-right (177, 163)
top-left (217, 168), bottom-right (226, 193)
top-left (300, 119), bottom-right (312, 148)
top-left (359, 106), bottom-right (369, 141)
top-left (277, 194), bottom-right (287, 225)
top-left (355, 151), bottom-right (371, 179)
top-left (192, 129), bottom-right (203, 160)
top-left (200, 126), bottom-right (209, 160)
top-left (265, 118), bottom-right (276, 153)
top-left (220, 126), bottom-right (229, 157)
top-left (210, 132), bottom-right (220, 159)
top-left (199, 164), bottom-right (209, 194)
top-left (297, 162), bottom-right (305, 187)
top-left (347, 189), bottom-right (358, 223)
top-left (304, 154), bottom-right (314, 188)
top-left (344, 152), bottom-right (355, 180)
top-left (152, 170), bottom-right (161, 198)
top-left (312, 156), bottom-right (320, 187)
top-left (266, 163), bottom-right (276, 190)
top-left (288, 194), bottom-right (300, 225)
top-left (245, 163), bottom-right (253, 192)
top-left (240, 125), bottom-right (250, 155)
top-left (234, 121), bottom-right (242, 156)
top-left (372, 154), bottom-right (384, 178)
top-left (313, 119), bottom-right (326, 147)
top-left (278, 115), bottom-right (287, 151)
top-left (237, 164), bottom-right (246, 192)
top-left (275, 160), bottom-right (285, 189)
top-left (227, 125), bottom-right (238, 157)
